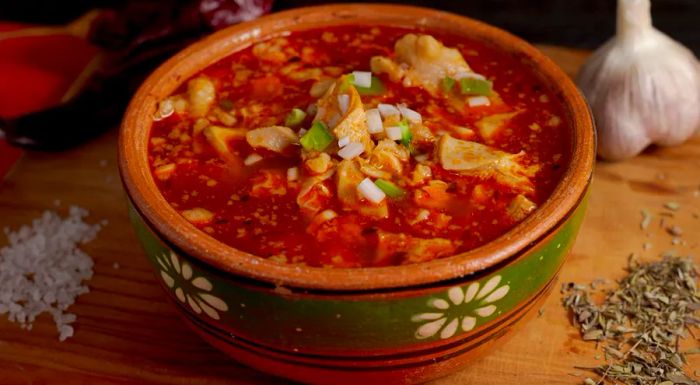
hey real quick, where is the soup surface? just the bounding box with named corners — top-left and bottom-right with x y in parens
top-left (148, 25), bottom-right (570, 268)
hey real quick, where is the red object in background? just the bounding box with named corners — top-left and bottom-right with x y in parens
top-left (0, 22), bottom-right (99, 179)
top-left (0, 23), bottom-right (99, 118)
top-left (1, 1), bottom-right (274, 151)
top-left (0, 1), bottom-right (273, 153)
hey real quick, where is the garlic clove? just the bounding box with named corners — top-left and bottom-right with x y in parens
top-left (597, 96), bottom-right (653, 161)
top-left (576, 0), bottom-right (700, 161)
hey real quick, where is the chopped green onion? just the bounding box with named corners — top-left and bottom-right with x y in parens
top-left (374, 179), bottom-right (406, 199)
top-left (399, 120), bottom-right (412, 149)
top-left (459, 78), bottom-right (493, 96)
top-left (218, 98), bottom-right (234, 111)
top-left (300, 121), bottom-right (334, 151)
top-left (338, 74), bottom-right (354, 93)
top-left (284, 108), bottom-right (307, 127)
top-left (441, 76), bottom-right (456, 93)
top-left (355, 75), bottom-right (386, 96)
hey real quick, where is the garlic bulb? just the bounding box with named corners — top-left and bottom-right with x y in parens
top-left (576, 0), bottom-right (700, 161)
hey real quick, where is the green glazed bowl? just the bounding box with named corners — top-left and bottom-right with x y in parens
top-left (119, 4), bottom-right (595, 385)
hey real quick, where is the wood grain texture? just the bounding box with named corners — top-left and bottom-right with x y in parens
top-left (0, 46), bottom-right (698, 384)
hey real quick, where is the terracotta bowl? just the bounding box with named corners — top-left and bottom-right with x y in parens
top-left (119, 4), bottom-right (595, 384)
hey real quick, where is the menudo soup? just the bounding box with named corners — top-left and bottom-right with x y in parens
top-left (148, 25), bottom-right (570, 268)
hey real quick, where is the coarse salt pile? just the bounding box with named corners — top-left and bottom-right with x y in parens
top-left (0, 206), bottom-right (101, 341)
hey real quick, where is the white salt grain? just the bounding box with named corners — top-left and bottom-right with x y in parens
top-left (59, 324), bottom-right (74, 341)
top-left (0, 207), bottom-right (101, 341)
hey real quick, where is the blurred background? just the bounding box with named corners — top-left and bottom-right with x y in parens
top-left (1, 0), bottom-right (698, 151)
top-left (3, 0), bottom-right (699, 53)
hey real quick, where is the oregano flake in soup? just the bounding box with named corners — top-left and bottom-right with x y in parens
top-left (147, 25), bottom-right (571, 268)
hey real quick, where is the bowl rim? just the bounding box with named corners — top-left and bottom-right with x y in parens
top-left (119, 3), bottom-right (595, 291)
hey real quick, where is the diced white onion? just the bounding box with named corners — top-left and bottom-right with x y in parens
top-left (352, 71), bottom-right (372, 88)
top-left (153, 99), bottom-right (174, 121)
top-left (244, 153), bottom-right (263, 166)
top-left (338, 94), bottom-right (350, 115)
top-left (385, 126), bottom-right (403, 141)
top-left (414, 153), bottom-right (429, 162)
top-left (314, 106), bottom-right (326, 120)
top-left (415, 209), bottom-right (430, 222)
top-left (366, 108), bottom-right (383, 134)
top-left (306, 103), bottom-right (318, 116)
top-left (454, 71), bottom-right (486, 80)
top-left (298, 128), bottom-right (308, 137)
top-left (328, 113), bottom-right (341, 128)
top-left (318, 209), bottom-right (338, 222)
top-left (397, 104), bottom-right (422, 123)
top-left (467, 96), bottom-right (491, 107)
top-left (378, 103), bottom-right (400, 118)
top-left (357, 178), bottom-right (386, 204)
top-left (338, 136), bottom-right (350, 148)
top-left (287, 167), bottom-right (299, 182)
top-left (338, 142), bottom-right (365, 160)
top-left (310, 79), bottom-right (334, 97)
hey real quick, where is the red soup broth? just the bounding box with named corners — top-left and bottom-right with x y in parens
top-left (148, 25), bottom-right (570, 268)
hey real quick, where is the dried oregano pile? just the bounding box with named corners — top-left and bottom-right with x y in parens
top-left (563, 256), bottom-right (699, 384)
top-left (563, 202), bottom-right (699, 385)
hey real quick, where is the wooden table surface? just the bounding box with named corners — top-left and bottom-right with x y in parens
top-left (0, 45), bottom-right (698, 385)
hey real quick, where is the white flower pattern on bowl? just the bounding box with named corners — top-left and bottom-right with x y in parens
top-left (155, 251), bottom-right (229, 320)
top-left (412, 275), bottom-right (510, 340)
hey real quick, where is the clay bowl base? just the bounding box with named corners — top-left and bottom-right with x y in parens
top-left (175, 276), bottom-right (558, 385)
